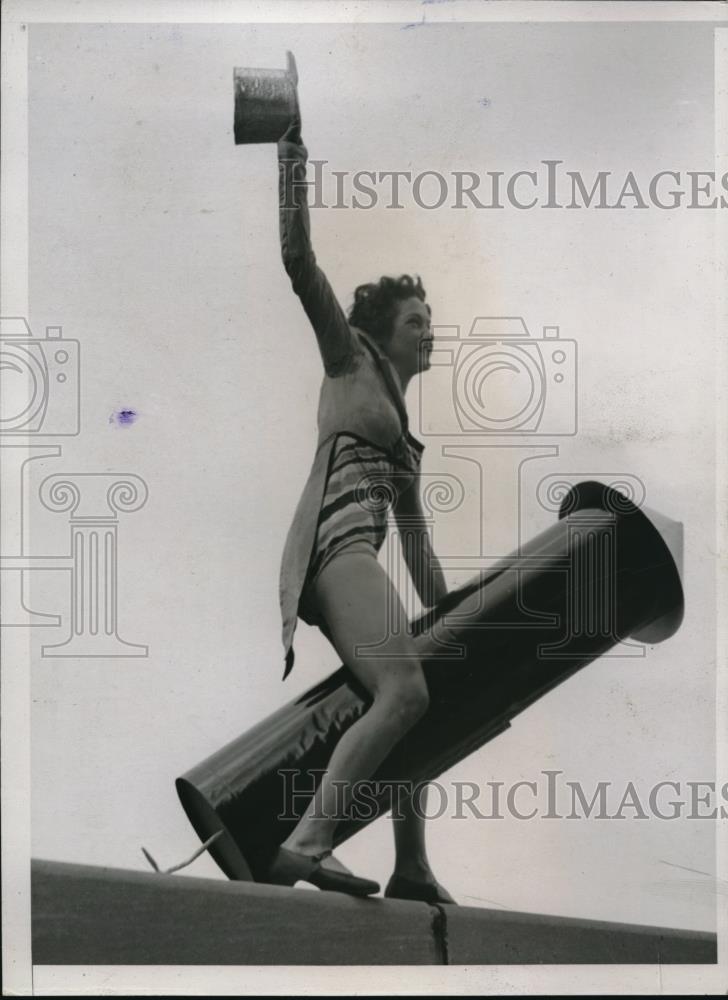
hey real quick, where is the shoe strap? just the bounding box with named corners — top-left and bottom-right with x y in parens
top-left (311, 848), bottom-right (333, 862)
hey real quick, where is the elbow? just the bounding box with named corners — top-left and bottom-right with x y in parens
top-left (280, 241), bottom-right (302, 276)
top-left (281, 248), bottom-right (318, 296)
top-left (281, 248), bottom-right (300, 278)
top-left (281, 252), bottom-right (308, 294)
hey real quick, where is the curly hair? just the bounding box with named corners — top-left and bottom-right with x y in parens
top-left (347, 274), bottom-right (428, 347)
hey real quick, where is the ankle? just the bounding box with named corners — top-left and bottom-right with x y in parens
top-left (393, 858), bottom-right (433, 880)
top-left (282, 834), bottom-right (332, 857)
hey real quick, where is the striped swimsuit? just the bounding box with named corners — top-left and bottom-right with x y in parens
top-left (298, 430), bottom-right (424, 629)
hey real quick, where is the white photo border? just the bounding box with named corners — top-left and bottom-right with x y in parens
top-left (1, 1), bottom-right (726, 995)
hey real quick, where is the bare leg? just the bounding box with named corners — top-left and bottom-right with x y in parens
top-left (282, 548), bottom-right (429, 864)
top-left (387, 784), bottom-right (456, 901)
top-left (392, 783), bottom-right (433, 879)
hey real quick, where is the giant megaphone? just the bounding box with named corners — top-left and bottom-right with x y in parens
top-left (176, 481), bottom-right (684, 881)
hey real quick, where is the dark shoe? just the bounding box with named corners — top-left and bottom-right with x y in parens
top-left (264, 846), bottom-right (380, 897)
top-left (384, 873), bottom-right (458, 905)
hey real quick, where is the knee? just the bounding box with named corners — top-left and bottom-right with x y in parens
top-left (378, 671), bottom-right (430, 732)
top-left (397, 680), bottom-right (430, 730)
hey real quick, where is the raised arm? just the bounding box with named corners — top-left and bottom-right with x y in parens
top-left (277, 119), bottom-right (359, 376)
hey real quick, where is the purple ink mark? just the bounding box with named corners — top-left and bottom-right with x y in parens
top-left (401, 14), bottom-right (427, 29)
top-left (479, 97), bottom-right (492, 108)
top-left (110, 408), bottom-right (138, 426)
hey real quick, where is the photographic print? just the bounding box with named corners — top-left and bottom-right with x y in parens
top-left (1, 0), bottom-right (726, 994)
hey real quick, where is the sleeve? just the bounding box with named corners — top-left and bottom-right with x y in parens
top-left (278, 137), bottom-right (360, 377)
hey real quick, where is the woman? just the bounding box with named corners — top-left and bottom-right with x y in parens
top-left (265, 110), bottom-right (455, 905)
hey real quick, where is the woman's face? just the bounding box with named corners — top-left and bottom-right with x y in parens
top-left (384, 296), bottom-right (433, 378)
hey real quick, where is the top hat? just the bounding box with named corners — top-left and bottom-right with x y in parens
top-left (233, 50), bottom-right (299, 144)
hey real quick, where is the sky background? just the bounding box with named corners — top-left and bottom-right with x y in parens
top-left (24, 19), bottom-right (719, 931)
